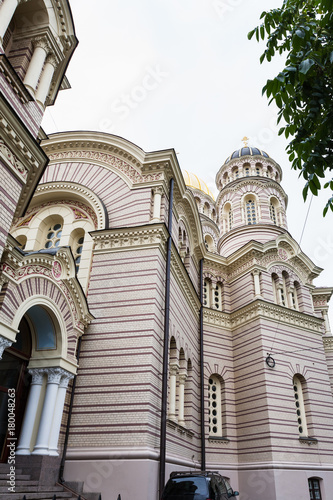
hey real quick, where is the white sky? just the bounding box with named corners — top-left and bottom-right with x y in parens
top-left (43, 0), bottom-right (333, 326)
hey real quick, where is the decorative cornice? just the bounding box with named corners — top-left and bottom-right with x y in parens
top-left (204, 299), bottom-right (324, 333)
top-left (91, 223), bottom-right (169, 254)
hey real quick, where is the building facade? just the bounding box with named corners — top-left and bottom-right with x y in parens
top-left (0, 1), bottom-right (332, 500)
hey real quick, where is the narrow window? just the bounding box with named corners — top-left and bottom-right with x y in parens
top-left (308, 478), bottom-right (322, 500)
top-left (203, 279), bottom-right (211, 307)
top-left (245, 167), bottom-right (250, 177)
top-left (208, 375), bottom-right (223, 437)
top-left (213, 283), bottom-right (223, 310)
top-left (246, 199), bottom-right (256, 225)
top-left (74, 236), bottom-right (84, 273)
top-left (293, 375), bottom-right (308, 437)
top-left (270, 203), bottom-right (277, 224)
top-left (228, 207), bottom-right (233, 230)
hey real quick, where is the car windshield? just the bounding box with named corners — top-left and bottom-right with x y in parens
top-left (163, 476), bottom-right (207, 497)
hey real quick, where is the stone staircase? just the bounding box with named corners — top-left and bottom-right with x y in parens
top-left (0, 463), bottom-right (101, 500)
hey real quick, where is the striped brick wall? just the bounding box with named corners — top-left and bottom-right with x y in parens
top-left (41, 162), bottom-right (152, 228)
top-left (0, 160), bottom-right (23, 259)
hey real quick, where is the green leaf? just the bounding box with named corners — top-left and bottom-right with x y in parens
top-left (299, 58), bottom-right (315, 74)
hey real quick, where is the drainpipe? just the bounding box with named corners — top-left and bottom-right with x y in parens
top-left (199, 259), bottom-right (206, 470)
top-left (159, 178), bottom-right (174, 499)
top-left (59, 335), bottom-right (82, 483)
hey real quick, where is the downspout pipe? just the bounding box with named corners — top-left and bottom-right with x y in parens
top-left (59, 335), bottom-right (82, 483)
top-left (159, 178), bottom-right (174, 499)
top-left (199, 258), bottom-right (206, 470)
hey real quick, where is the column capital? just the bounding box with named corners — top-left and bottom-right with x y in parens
top-left (45, 367), bottom-right (66, 384)
top-left (59, 371), bottom-right (74, 389)
top-left (45, 53), bottom-right (58, 68)
top-left (28, 368), bottom-right (47, 385)
top-left (178, 372), bottom-right (187, 385)
top-left (152, 186), bottom-right (164, 196)
top-left (33, 37), bottom-right (50, 53)
top-left (0, 336), bottom-right (12, 358)
top-left (169, 363), bottom-right (179, 376)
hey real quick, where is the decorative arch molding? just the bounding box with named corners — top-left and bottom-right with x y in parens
top-left (0, 243), bottom-right (93, 355)
top-left (23, 181), bottom-right (107, 230)
top-left (268, 264), bottom-right (302, 285)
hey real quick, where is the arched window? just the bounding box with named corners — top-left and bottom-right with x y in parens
top-left (246, 198), bottom-right (257, 225)
top-left (245, 166), bottom-right (250, 177)
top-left (203, 279), bottom-right (211, 307)
top-left (271, 273), bottom-right (280, 304)
top-left (255, 163), bottom-right (262, 176)
top-left (293, 375), bottom-right (308, 437)
top-left (270, 202), bottom-right (277, 224)
top-left (168, 337), bottom-right (178, 422)
top-left (44, 221), bottom-right (63, 249)
top-left (222, 202), bottom-right (233, 233)
top-left (212, 282), bottom-right (223, 311)
top-left (308, 478), bottom-right (322, 500)
top-left (204, 235), bottom-right (214, 252)
top-left (269, 197), bottom-right (280, 225)
top-left (203, 202), bottom-right (210, 216)
top-left (208, 375), bottom-right (224, 437)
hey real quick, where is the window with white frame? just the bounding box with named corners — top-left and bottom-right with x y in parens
top-left (208, 375), bottom-right (223, 437)
top-left (293, 375), bottom-right (308, 437)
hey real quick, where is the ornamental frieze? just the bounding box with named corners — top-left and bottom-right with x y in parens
top-left (0, 140), bottom-right (28, 180)
top-left (203, 299), bottom-right (324, 333)
top-left (47, 151), bottom-right (163, 185)
top-left (14, 199), bottom-right (98, 229)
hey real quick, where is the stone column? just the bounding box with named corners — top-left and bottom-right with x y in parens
top-left (178, 372), bottom-right (187, 427)
top-left (16, 369), bottom-right (45, 455)
top-left (0, 336), bottom-right (12, 358)
top-left (0, 0), bottom-right (18, 43)
top-left (151, 187), bottom-right (163, 222)
top-left (252, 270), bottom-right (262, 298)
top-left (48, 372), bottom-right (74, 456)
top-left (168, 364), bottom-right (179, 422)
top-left (23, 38), bottom-right (49, 93)
top-left (277, 285), bottom-right (285, 307)
top-left (35, 54), bottom-right (57, 106)
top-left (322, 309), bottom-right (332, 335)
top-left (32, 368), bottom-right (63, 455)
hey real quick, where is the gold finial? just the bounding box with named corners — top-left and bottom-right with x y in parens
top-left (242, 136), bottom-right (249, 147)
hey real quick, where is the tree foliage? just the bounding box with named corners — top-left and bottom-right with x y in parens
top-left (248, 0), bottom-right (333, 215)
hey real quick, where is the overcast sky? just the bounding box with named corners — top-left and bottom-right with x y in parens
top-left (43, 0), bottom-right (333, 326)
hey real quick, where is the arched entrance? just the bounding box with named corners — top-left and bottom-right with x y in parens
top-left (0, 317), bottom-right (32, 462)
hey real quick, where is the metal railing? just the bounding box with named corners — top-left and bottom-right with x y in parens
top-left (22, 495), bottom-right (106, 500)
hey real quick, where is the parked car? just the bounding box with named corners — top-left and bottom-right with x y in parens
top-left (161, 471), bottom-right (239, 500)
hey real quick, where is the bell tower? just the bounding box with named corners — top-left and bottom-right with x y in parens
top-left (215, 141), bottom-right (288, 257)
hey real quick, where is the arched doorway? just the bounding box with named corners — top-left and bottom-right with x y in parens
top-left (0, 317), bottom-right (32, 462)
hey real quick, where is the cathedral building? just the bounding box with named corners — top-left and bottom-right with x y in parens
top-left (0, 1), bottom-right (332, 500)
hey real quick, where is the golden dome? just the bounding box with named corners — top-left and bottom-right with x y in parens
top-left (182, 170), bottom-right (215, 200)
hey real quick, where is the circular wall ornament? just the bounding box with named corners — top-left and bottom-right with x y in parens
top-left (266, 355), bottom-right (275, 368)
